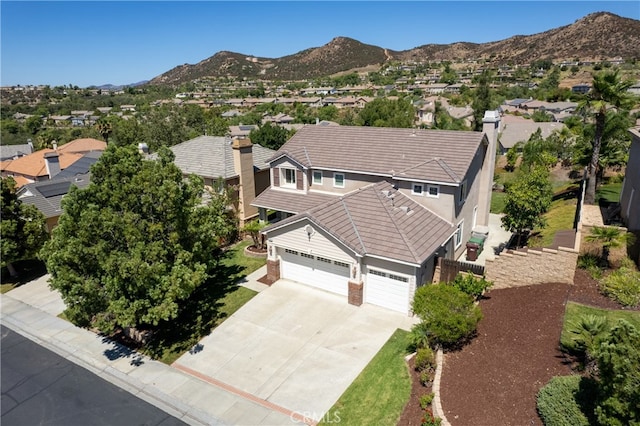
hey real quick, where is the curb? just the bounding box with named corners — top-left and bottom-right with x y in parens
top-left (432, 348), bottom-right (451, 426)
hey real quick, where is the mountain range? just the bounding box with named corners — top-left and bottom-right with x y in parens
top-left (150, 12), bottom-right (640, 86)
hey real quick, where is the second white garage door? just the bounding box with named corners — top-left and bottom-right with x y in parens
top-left (280, 248), bottom-right (350, 296)
top-left (365, 269), bottom-right (411, 314)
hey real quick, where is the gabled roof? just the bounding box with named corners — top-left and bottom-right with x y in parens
top-left (18, 173), bottom-right (91, 218)
top-left (264, 181), bottom-right (453, 265)
top-left (159, 135), bottom-right (275, 180)
top-left (269, 125), bottom-right (485, 184)
top-left (252, 188), bottom-right (336, 214)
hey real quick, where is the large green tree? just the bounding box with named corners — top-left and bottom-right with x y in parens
top-left (249, 122), bottom-right (292, 150)
top-left (471, 71), bottom-right (494, 131)
top-left (501, 165), bottom-right (553, 247)
top-left (1, 177), bottom-right (48, 277)
top-left (40, 145), bottom-right (236, 333)
top-left (356, 98), bottom-right (415, 128)
top-left (579, 70), bottom-right (636, 204)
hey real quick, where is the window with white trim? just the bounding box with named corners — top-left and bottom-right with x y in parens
top-left (426, 184), bottom-right (439, 198)
top-left (389, 274), bottom-right (409, 282)
top-left (282, 168), bottom-right (296, 187)
top-left (333, 173), bottom-right (345, 188)
top-left (412, 183), bottom-right (423, 195)
top-left (313, 170), bottom-right (323, 185)
top-left (454, 220), bottom-right (464, 249)
top-left (458, 180), bottom-right (467, 204)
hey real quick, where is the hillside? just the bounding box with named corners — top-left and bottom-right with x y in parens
top-left (150, 12), bottom-right (640, 85)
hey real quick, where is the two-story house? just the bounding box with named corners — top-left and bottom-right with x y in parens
top-left (251, 111), bottom-right (500, 315)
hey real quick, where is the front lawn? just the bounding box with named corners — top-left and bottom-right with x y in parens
top-left (320, 329), bottom-right (412, 425)
top-left (596, 181), bottom-right (623, 204)
top-left (222, 239), bottom-right (266, 278)
top-left (560, 302), bottom-right (640, 353)
top-left (1, 259), bottom-right (48, 293)
top-left (490, 191), bottom-right (507, 214)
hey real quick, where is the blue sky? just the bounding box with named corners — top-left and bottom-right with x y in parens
top-left (1, 1), bottom-right (638, 88)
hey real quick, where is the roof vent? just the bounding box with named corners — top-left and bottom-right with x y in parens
top-left (400, 206), bottom-right (411, 214)
top-left (381, 190), bottom-right (390, 197)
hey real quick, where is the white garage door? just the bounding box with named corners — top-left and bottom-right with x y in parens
top-left (280, 248), bottom-right (350, 296)
top-left (365, 269), bottom-right (411, 314)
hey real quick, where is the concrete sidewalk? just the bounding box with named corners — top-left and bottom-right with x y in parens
top-left (0, 267), bottom-right (301, 426)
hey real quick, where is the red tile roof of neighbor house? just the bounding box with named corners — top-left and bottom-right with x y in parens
top-left (263, 181), bottom-right (454, 265)
top-left (57, 138), bottom-right (107, 153)
top-left (269, 125), bottom-right (486, 185)
top-left (1, 150), bottom-right (84, 181)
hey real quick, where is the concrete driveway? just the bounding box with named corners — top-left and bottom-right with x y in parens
top-left (174, 279), bottom-right (417, 421)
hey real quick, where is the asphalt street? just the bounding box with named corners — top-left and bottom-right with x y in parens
top-left (1, 325), bottom-right (187, 426)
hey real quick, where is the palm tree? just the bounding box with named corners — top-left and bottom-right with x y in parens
top-left (579, 70), bottom-right (635, 204)
top-left (585, 226), bottom-right (636, 267)
top-left (96, 120), bottom-right (112, 143)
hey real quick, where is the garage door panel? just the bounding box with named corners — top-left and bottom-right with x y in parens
top-left (280, 249), bottom-right (349, 296)
top-left (365, 270), bottom-right (410, 314)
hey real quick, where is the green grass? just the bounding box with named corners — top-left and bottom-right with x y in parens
top-left (529, 198), bottom-right (577, 247)
top-left (1, 259), bottom-right (48, 293)
top-left (597, 182), bottom-right (623, 204)
top-left (140, 240), bottom-right (264, 365)
top-left (320, 329), bottom-right (412, 426)
top-left (222, 239), bottom-right (266, 277)
top-left (490, 191), bottom-right (507, 214)
top-left (560, 302), bottom-right (640, 353)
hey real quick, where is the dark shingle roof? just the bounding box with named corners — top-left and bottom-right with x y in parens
top-left (55, 151), bottom-right (102, 178)
top-left (269, 125), bottom-right (485, 184)
top-left (264, 181), bottom-right (453, 265)
top-left (18, 174), bottom-right (91, 218)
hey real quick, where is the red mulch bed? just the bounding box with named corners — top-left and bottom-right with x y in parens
top-left (397, 356), bottom-right (433, 426)
top-left (398, 266), bottom-right (640, 425)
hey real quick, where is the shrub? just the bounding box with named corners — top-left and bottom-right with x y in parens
top-left (410, 322), bottom-right (431, 350)
top-left (595, 320), bottom-right (640, 426)
top-left (451, 273), bottom-right (493, 300)
top-left (421, 408), bottom-right (442, 426)
top-left (419, 369), bottom-right (434, 387)
top-left (600, 268), bottom-right (640, 307)
top-left (419, 393), bottom-right (435, 410)
top-left (537, 375), bottom-right (597, 426)
top-left (414, 347), bottom-right (435, 372)
top-left (412, 284), bottom-right (482, 348)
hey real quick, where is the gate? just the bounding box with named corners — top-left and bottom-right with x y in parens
top-left (440, 258), bottom-right (485, 283)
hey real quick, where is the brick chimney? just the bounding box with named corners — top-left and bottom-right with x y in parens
top-left (476, 110), bottom-right (501, 230)
top-left (44, 151), bottom-right (61, 179)
top-left (232, 137), bottom-right (257, 225)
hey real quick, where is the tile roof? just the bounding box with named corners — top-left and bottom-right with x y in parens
top-left (158, 136), bottom-right (275, 180)
top-left (57, 138), bottom-right (107, 153)
top-left (499, 115), bottom-right (566, 149)
top-left (18, 173), bottom-right (91, 218)
top-left (264, 181), bottom-right (454, 265)
top-left (0, 143), bottom-right (33, 161)
top-left (1, 149), bottom-right (83, 179)
top-left (270, 125), bottom-right (485, 184)
top-left (252, 188), bottom-right (336, 214)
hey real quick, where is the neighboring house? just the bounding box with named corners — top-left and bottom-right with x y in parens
top-left (228, 124), bottom-right (258, 138)
top-left (18, 173), bottom-right (92, 232)
top-left (252, 112), bottom-right (500, 315)
top-left (0, 138), bottom-right (106, 186)
top-left (498, 114), bottom-right (566, 153)
top-left (0, 141), bottom-right (34, 161)
top-left (159, 135), bottom-right (276, 225)
top-left (620, 126), bottom-right (640, 232)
